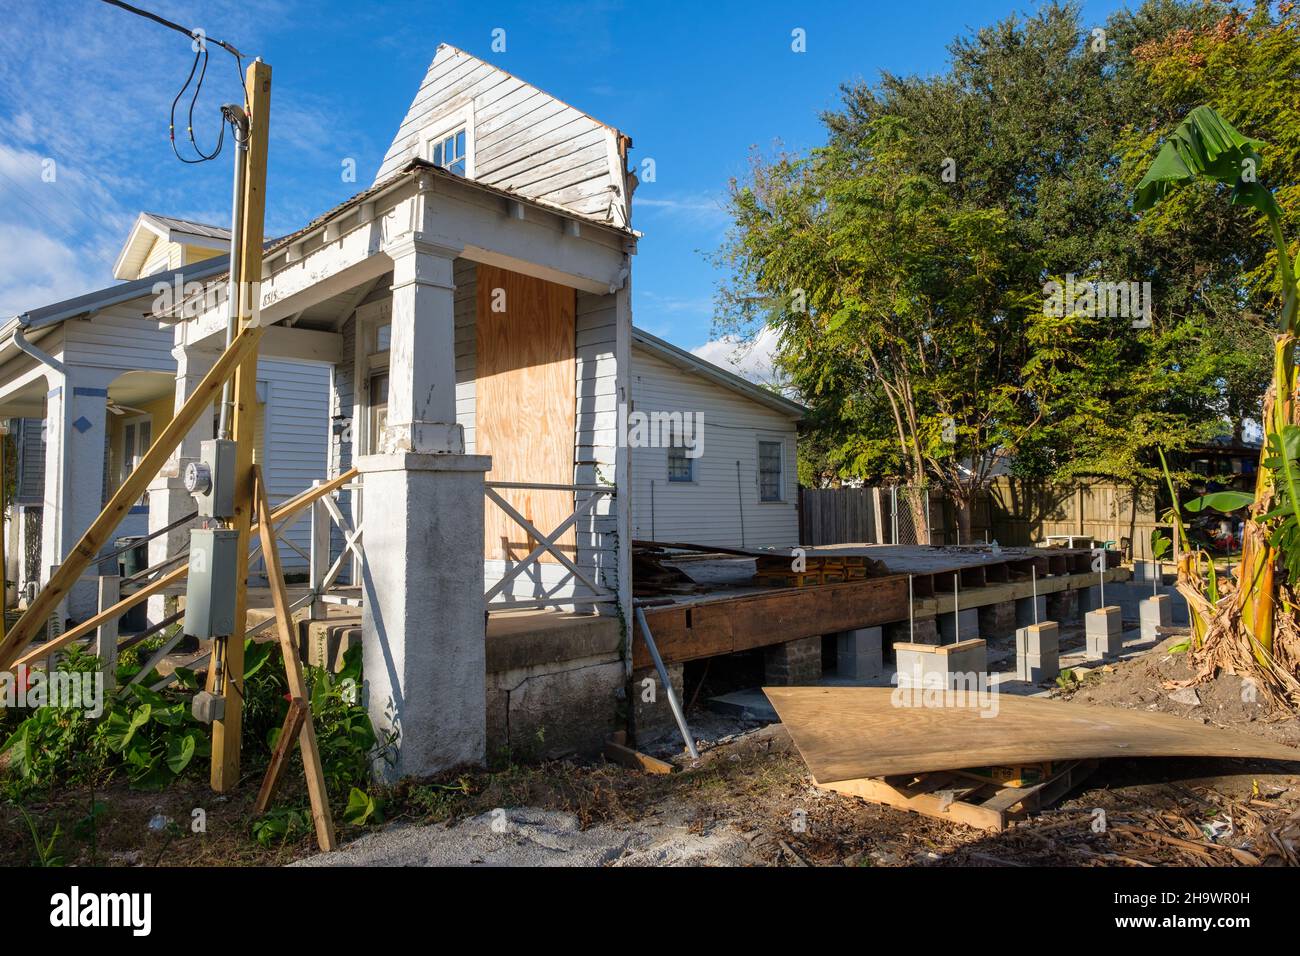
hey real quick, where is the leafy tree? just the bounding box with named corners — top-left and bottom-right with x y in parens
top-left (717, 0), bottom-right (1249, 531)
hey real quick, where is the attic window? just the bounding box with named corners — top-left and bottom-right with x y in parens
top-left (430, 128), bottom-right (467, 177)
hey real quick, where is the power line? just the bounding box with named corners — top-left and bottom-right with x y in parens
top-left (97, 0), bottom-right (248, 165)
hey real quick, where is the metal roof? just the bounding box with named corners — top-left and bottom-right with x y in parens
top-left (631, 327), bottom-right (805, 419)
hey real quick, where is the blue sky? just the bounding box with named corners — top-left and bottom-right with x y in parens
top-left (0, 0), bottom-right (1128, 368)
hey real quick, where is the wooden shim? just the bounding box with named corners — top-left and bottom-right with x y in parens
top-left (255, 698), bottom-right (308, 813)
top-left (823, 775), bottom-right (1008, 831)
top-left (0, 324), bottom-right (265, 671)
top-left (9, 468), bottom-right (358, 670)
top-left (824, 760), bottom-right (1097, 832)
top-left (603, 738), bottom-right (674, 774)
top-left (254, 468), bottom-right (337, 851)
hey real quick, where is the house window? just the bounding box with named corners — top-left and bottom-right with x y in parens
top-left (759, 440), bottom-right (783, 502)
top-left (430, 128), bottom-right (467, 176)
top-left (121, 416), bottom-right (152, 486)
top-left (368, 370), bottom-right (389, 454)
top-left (667, 443), bottom-right (693, 482)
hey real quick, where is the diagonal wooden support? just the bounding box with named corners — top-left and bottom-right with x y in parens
top-left (255, 698), bottom-right (307, 813)
top-left (0, 326), bottom-right (265, 671)
top-left (254, 467), bottom-right (337, 851)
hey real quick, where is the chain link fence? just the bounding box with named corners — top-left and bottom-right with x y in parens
top-left (889, 484), bottom-right (931, 545)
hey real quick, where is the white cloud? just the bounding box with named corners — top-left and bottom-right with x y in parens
top-left (0, 225), bottom-right (107, 318)
top-left (633, 193), bottom-right (731, 231)
top-left (691, 325), bottom-right (785, 388)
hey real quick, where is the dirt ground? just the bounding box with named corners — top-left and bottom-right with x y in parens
top-left (6, 635), bottom-right (1300, 867)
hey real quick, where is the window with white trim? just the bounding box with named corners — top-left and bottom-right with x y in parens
top-left (429, 128), bottom-right (467, 177)
top-left (667, 442), bottom-right (693, 482)
top-left (758, 440), bottom-right (784, 502)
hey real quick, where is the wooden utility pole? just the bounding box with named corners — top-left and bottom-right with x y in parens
top-left (209, 58), bottom-right (272, 792)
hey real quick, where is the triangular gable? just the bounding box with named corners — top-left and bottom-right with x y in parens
top-left (375, 44), bottom-right (633, 227)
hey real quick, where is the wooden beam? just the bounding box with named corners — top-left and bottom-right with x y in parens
top-left (255, 698), bottom-right (307, 813)
top-left (633, 575), bottom-right (910, 670)
top-left (210, 59), bottom-right (272, 792)
top-left (254, 468), bottom-right (337, 850)
top-left (0, 326), bottom-right (264, 671)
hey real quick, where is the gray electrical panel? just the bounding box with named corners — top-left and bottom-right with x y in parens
top-left (185, 439), bottom-right (237, 519)
top-left (184, 528), bottom-right (239, 638)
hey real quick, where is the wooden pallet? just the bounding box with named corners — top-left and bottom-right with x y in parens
top-left (817, 759), bottom-right (1098, 831)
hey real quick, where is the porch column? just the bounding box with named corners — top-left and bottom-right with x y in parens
top-left (146, 343), bottom-right (218, 623)
top-left (41, 370), bottom-right (113, 621)
top-left (360, 234), bottom-right (488, 781)
top-left (379, 234), bottom-right (464, 455)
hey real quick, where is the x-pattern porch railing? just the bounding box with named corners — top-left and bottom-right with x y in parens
top-left (484, 480), bottom-right (618, 612)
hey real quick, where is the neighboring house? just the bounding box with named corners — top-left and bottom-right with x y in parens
top-left (630, 330), bottom-right (802, 549)
top-left (0, 212), bottom-right (331, 619)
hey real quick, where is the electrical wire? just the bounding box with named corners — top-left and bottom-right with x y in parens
top-left (98, 0), bottom-right (248, 164)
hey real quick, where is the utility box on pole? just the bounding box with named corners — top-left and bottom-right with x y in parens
top-left (184, 529), bottom-right (240, 639)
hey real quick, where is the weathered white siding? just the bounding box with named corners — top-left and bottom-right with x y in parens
top-left (60, 301), bottom-right (176, 373)
top-left (630, 345), bottom-right (799, 549)
top-left (375, 44), bottom-right (630, 226)
top-left (259, 358), bottom-right (331, 570)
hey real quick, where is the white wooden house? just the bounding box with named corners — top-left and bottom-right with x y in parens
top-left (0, 212), bottom-right (332, 619)
top-left (5, 43), bottom-right (802, 775)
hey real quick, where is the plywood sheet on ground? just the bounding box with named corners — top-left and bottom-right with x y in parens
top-left (477, 264), bottom-right (576, 563)
top-left (764, 686), bottom-right (1299, 784)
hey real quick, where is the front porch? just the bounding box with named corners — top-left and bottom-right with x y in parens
top-left (167, 159), bottom-right (636, 778)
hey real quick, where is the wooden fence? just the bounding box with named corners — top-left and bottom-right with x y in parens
top-left (800, 478), bottom-right (1167, 559)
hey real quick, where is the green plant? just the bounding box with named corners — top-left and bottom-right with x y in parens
top-left (1138, 104), bottom-right (1300, 704)
top-left (1, 651), bottom-right (112, 797)
top-left (1055, 669), bottom-right (1079, 690)
top-left (342, 786), bottom-right (383, 826)
top-left (15, 804), bottom-right (63, 867)
top-left (99, 685), bottom-right (209, 791)
top-left (251, 806), bottom-right (310, 847)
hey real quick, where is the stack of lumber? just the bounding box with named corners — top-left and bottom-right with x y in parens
top-left (753, 553), bottom-right (888, 588)
top-left (632, 547), bottom-right (700, 596)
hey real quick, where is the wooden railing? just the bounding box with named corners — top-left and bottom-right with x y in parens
top-left (484, 480), bottom-right (618, 612)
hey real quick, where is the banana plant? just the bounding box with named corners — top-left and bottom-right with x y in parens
top-left (1137, 105), bottom-right (1298, 676)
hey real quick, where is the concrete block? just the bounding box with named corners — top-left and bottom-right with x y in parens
top-left (1085, 606), bottom-right (1123, 660)
top-left (301, 619), bottom-right (362, 671)
top-left (894, 639), bottom-right (988, 690)
top-left (977, 600), bottom-right (1017, 641)
top-left (1046, 588), bottom-right (1078, 624)
top-left (836, 626), bottom-right (883, 681)
top-left (1140, 593), bottom-right (1173, 642)
top-left (631, 663), bottom-right (684, 743)
top-left (937, 607), bottom-right (980, 644)
top-left (764, 635), bottom-right (822, 685)
top-left (886, 616), bottom-right (939, 647)
top-left (1015, 595), bottom-right (1046, 628)
top-left (1015, 621), bottom-right (1059, 683)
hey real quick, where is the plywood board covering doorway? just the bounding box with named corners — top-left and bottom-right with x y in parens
top-left (476, 264), bottom-right (576, 564)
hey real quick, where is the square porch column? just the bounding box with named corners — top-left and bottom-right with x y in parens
top-left (360, 234), bottom-right (488, 781)
top-left (146, 343), bottom-right (218, 624)
top-left (378, 234), bottom-right (464, 455)
top-left (41, 373), bottom-right (112, 621)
